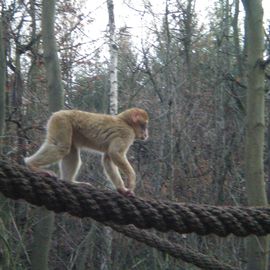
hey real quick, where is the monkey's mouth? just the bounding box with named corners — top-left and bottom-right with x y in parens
top-left (140, 135), bottom-right (148, 141)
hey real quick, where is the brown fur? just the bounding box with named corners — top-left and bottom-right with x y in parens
top-left (25, 108), bottom-right (149, 195)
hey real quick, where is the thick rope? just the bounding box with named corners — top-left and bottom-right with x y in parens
top-left (0, 159), bottom-right (270, 237)
top-left (0, 160), bottom-right (238, 270)
top-left (107, 223), bottom-right (237, 270)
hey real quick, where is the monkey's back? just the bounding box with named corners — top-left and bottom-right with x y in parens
top-left (48, 110), bottom-right (135, 153)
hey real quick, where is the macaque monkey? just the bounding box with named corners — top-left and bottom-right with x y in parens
top-left (24, 108), bottom-right (149, 196)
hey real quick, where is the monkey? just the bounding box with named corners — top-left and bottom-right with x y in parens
top-left (24, 108), bottom-right (149, 196)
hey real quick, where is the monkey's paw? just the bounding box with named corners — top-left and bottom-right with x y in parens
top-left (27, 166), bottom-right (57, 178)
top-left (117, 187), bottom-right (135, 197)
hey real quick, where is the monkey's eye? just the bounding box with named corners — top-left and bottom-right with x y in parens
top-left (140, 123), bottom-right (147, 130)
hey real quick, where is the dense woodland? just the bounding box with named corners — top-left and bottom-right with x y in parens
top-left (0, 0), bottom-right (270, 269)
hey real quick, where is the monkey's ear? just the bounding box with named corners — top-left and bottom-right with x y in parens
top-left (131, 110), bottom-right (140, 123)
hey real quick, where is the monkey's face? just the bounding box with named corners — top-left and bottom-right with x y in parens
top-left (127, 108), bottom-right (149, 141)
top-left (135, 121), bottom-right (149, 141)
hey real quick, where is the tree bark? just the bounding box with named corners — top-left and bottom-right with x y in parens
top-left (232, 0), bottom-right (243, 77)
top-left (0, 16), bottom-right (5, 145)
top-left (31, 0), bottom-right (63, 269)
top-left (31, 210), bottom-right (55, 270)
top-left (42, 0), bottom-right (63, 112)
top-left (107, 0), bottom-right (118, 115)
top-left (0, 13), bottom-right (10, 270)
top-left (88, 2), bottom-right (119, 269)
top-left (242, 1), bottom-right (269, 269)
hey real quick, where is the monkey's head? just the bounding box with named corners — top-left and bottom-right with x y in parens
top-left (119, 108), bottom-right (149, 141)
top-left (130, 108), bottom-right (149, 141)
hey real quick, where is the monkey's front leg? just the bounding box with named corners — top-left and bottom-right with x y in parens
top-left (108, 152), bottom-right (136, 195)
top-left (103, 154), bottom-right (134, 196)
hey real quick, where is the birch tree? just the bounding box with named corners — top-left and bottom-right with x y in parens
top-left (107, 0), bottom-right (118, 115)
top-left (91, 1), bottom-right (118, 269)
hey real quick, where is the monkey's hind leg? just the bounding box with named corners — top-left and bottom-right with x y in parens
top-left (59, 146), bottom-right (81, 182)
top-left (24, 140), bottom-right (71, 168)
top-left (25, 112), bottom-right (73, 168)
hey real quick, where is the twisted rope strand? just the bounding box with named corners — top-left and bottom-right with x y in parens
top-left (0, 159), bottom-right (270, 237)
top-left (107, 223), bottom-right (238, 270)
top-left (0, 158), bottom-right (238, 269)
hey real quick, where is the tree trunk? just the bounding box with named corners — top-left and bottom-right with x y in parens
top-left (242, 1), bottom-right (269, 269)
top-left (42, 0), bottom-right (63, 112)
top-left (31, 0), bottom-right (63, 269)
top-left (0, 14), bottom-right (10, 270)
top-left (88, 1), bottom-right (119, 269)
top-left (91, 223), bottom-right (112, 270)
top-left (73, 225), bottom-right (94, 270)
top-left (0, 16), bottom-right (5, 146)
top-left (107, 0), bottom-right (118, 115)
top-left (232, 0), bottom-right (244, 78)
top-left (31, 210), bottom-right (55, 270)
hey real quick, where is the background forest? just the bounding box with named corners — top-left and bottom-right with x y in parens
top-left (0, 0), bottom-right (270, 269)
